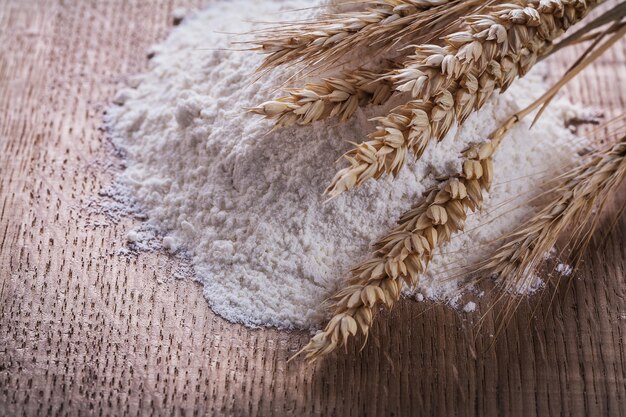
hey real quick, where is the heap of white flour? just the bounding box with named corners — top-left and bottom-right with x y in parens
top-left (105, 0), bottom-right (584, 329)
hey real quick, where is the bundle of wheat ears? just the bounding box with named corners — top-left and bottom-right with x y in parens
top-left (247, 0), bottom-right (626, 361)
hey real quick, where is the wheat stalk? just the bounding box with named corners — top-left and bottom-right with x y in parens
top-left (297, 20), bottom-right (626, 359)
top-left (253, 0), bottom-right (456, 71)
top-left (479, 135), bottom-right (626, 294)
top-left (249, 66), bottom-right (395, 127)
top-left (325, 0), bottom-right (600, 198)
top-left (247, 0), bottom-right (626, 362)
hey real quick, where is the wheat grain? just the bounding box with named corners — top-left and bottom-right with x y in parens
top-left (251, 1), bottom-right (497, 128)
top-left (249, 67), bottom-right (395, 127)
top-left (325, 0), bottom-right (599, 198)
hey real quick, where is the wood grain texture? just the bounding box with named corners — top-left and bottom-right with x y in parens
top-left (0, 1), bottom-right (625, 416)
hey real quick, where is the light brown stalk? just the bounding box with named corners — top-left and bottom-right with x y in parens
top-left (249, 67), bottom-right (395, 128)
top-left (325, 0), bottom-right (600, 198)
top-left (479, 135), bottom-right (626, 294)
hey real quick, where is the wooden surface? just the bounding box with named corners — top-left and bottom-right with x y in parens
top-left (1, 1), bottom-right (625, 416)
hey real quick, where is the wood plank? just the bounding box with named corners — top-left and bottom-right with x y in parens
top-left (1, 1), bottom-right (624, 416)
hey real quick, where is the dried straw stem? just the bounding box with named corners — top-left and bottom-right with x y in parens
top-left (326, 0), bottom-right (599, 198)
top-left (249, 67), bottom-right (395, 128)
top-left (479, 135), bottom-right (626, 293)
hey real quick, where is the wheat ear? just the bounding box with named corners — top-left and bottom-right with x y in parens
top-left (253, 0), bottom-right (453, 71)
top-left (249, 67), bottom-right (395, 128)
top-left (479, 135), bottom-right (626, 294)
top-left (300, 22), bottom-right (626, 360)
top-left (251, 1), bottom-right (497, 129)
top-left (325, 0), bottom-right (599, 198)
top-left (296, 117), bottom-right (518, 362)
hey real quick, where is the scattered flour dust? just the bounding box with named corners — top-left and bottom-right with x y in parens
top-left (104, 0), bottom-right (585, 330)
top-left (463, 302), bottom-right (477, 313)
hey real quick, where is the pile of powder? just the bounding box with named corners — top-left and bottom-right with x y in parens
top-left (105, 0), bottom-right (584, 329)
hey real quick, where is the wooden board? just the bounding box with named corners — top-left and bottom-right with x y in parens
top-left (1, 1), bottom-right (625, 416)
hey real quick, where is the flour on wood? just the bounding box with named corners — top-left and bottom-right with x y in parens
top-left (104, 0), bottom-right (584, 329)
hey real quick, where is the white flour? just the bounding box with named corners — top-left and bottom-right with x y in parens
top-left (105, 0), bottom-right (584, 329)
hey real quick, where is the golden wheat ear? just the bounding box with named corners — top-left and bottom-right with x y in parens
top-left (478, 134), bottom-right (626, 294)
top-left (300, 130), bottom-right (507, 362)
top-left (474, 14), bottom-right (626, 292)
top-left (325, 0), bottom-right (602, 198)
top-left (248, 66), bottom-right (397, 128)
top-left (470, 17), bottom-right (626, 340)
top-left (250, 1), bottom-right (461, 72)
top-left (248, 1), bottom-right (500, 133)
top-left (297, 17), bottom-right (626, 361)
